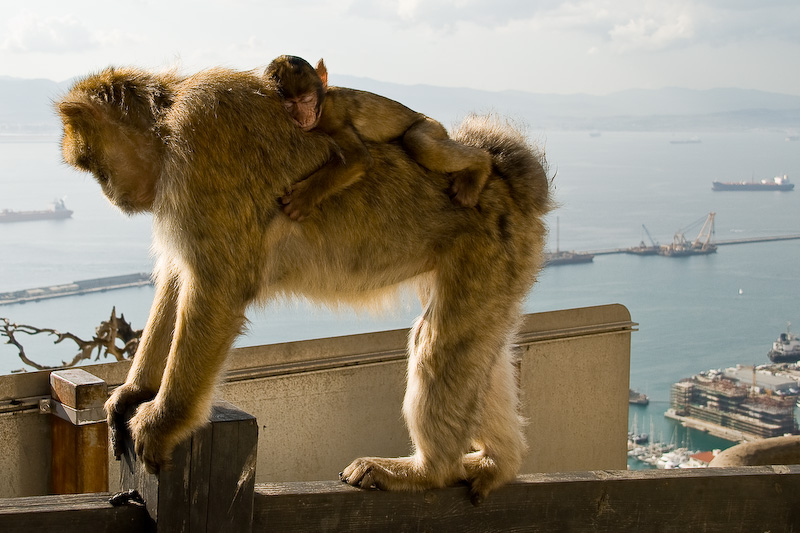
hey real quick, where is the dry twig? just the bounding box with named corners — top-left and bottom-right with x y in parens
top-left (1, 307), bottom-right (142, 372)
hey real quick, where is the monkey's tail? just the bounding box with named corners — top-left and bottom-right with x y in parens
top-left (450, 114), bottom-right (552, 217)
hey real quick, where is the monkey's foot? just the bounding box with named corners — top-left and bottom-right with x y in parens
top-left (127, 400), bottom-right (191, 474)
top-left (463, 451), bottom-right (515, 505)
top-left (340, 456), bottom-right (435, 492)
top-left (105, 384), bottom-right (156, 458)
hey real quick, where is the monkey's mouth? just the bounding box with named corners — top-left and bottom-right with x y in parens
top-left (295, 115), bottom-right (319, 132)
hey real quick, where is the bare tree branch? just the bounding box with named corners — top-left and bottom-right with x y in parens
top-left (1, 307), bottom-right (142, 373)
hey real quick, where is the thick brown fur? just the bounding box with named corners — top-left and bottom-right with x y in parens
top-left (265, 55), bottom-right (493, 219)
top-left (56, 66), bottom-right (551, 504)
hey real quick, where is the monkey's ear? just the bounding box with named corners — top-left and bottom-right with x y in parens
top-left (316, 59), bottom-right (328, 88)
top-left (57, 100), bottom-right (100, 123)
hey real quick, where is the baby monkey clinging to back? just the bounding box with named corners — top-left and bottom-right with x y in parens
top-left (265, 55), bottom-right (492, 220)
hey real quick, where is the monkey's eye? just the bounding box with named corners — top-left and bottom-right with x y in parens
top-left (283, 101), bottom-right (293, 110)
top-left (300, 95), bottom-right (315, 104)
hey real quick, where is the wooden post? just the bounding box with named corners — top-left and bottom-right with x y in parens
top-left (49, 369), bottom-right (109, 494)
top-left (119, 401), bottom-right (258, 532)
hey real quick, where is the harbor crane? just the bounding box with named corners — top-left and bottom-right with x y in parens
top-left (692, 212), bottom-right (716, 250)
top-left (642, 224), bottom-right (658, 248)
top-left (660, 212), bottom-right (717, 257)
top-left (630, 224), bottom-right (660, 255)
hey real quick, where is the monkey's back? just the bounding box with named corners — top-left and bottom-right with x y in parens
top-left (320, 87), bottom-right (425, 143)
top-left (149, 70), bottom-right (550, 307)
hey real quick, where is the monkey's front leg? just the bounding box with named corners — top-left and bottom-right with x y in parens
top-left (105, 269), bottom-right (178, 457)
top-left (126, 281), bottom-right (247, 473)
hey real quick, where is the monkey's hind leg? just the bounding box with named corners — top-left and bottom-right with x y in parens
top-left (463, 342), bottom-right (527, 504)
top-left (403, 118), bottom-right (492, 207)
top-left (341, 242), bottom-right (526, 501)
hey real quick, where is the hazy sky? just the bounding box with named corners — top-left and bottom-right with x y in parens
top-left (1, 0), bottom-right (799, 95)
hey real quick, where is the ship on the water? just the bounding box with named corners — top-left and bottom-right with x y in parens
top-left (658, 212), bottom-right (717, 257)
top-left (545, 216), bottom-right (595, 266)
top-left (768, 325), bottom-right (800, 363)
top-left (712, 174), bottom-right (794, 192)
top-left (669, 136), bottom-right (701, 145)
top-left (667, 365), bottom-right (799, 442)
top-left (544, 250), bottom-right (594, 266)
top-left (0, 199), bottom-right (73, 223)
top-left (629, 388), bottom-right (649, 405)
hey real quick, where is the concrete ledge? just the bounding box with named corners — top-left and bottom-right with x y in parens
top-left (710, 435), bottom-right (800, 467)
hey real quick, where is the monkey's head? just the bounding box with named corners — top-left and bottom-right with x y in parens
top-left (57, 68), bottom-right (172, 215)
top-left (265, 55), bottom-right (328, 131)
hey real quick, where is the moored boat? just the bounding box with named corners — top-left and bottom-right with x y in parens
top-left (712, 174), bottom-right (794, 192)
top-left (0, 199), bottom-right (73, 223)
top-left (768, 325), bottom-right (800, 363)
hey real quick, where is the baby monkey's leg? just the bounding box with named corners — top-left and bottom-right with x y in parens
top-left (403, 118), bottom-right (492, 207)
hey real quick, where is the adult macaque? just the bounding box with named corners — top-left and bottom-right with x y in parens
top-left (56, 66), bottom-right (551, 504)
top-left (266, 55), bottom-right (493, 220)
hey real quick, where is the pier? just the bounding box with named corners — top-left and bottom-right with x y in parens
top-left (584, 233), bottom-right (800, 257)
top-left (0, 273), bottom-right (152, 306)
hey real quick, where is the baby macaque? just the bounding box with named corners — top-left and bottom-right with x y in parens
top-left (265, 55), bottom-right (492, 220)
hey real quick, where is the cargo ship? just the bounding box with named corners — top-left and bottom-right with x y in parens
top-left (712, 174), bottom-right (794, 191)
top-left (0, 199), bottom-right (73, 223)
top-left (768, 326), bottom-right (800, 363)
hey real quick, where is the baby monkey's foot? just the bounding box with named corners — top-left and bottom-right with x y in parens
top-left (450, 171), bottom-right (483, 207)
top-left (280, 179), bottom-right (318, 221)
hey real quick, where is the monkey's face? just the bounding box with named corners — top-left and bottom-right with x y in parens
top-left (59, 105), bottom-right (159, 215)
top-left (283, 91), bottom-right (320, 131)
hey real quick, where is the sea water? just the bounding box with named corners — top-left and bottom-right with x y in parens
top-left (1, 131), bottom-right (799, 461)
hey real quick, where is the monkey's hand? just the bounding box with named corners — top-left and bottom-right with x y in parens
top-left (127, 400), bottom-right (191, 474)
top-left (105, 384), bottom-right (157, 459)
top-left (280, 179), bottom-right (319, 221)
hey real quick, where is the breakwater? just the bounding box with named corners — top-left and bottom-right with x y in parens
top-left (585, 234), bottom-right (800, 256)
top-left (0, 273), bottom-right (152, 305)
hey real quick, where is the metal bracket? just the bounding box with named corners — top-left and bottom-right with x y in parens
top-left (41, 398), bottom-right (106, 425)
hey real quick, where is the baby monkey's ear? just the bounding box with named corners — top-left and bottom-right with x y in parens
top-left (315, 59), bottom-right (328, 87)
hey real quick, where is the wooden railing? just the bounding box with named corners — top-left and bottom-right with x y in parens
top-left (1, 385), bottom-right (799, 531)
top-left (1, 307), bottom-right (798, 531)
top-left (2, 461), bottom-right (799, 531)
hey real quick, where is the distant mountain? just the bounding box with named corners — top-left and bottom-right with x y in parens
top-left (332, 75), bottom-right (800, 132)
top-left (0, 77), bottom-right (72, 134)
top-left (2, 74), bottom-right (799, 134)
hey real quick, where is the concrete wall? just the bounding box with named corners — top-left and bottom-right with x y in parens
top-left (0, 304), bottom-right (635, 497)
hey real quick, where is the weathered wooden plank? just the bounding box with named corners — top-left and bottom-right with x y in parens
top-left (253, 466), bottom-right (800, 532)
top-left (0, 492), bottom-right (154, 532)
top-left (49, 369), bottom-right (108, 494)
top-left (120, 401), bottom-right (258, 532)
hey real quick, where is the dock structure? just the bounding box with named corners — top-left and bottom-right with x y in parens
top-left (581, 233), bottom-right (800, 258)
top-left (0, 273), bottom-right (152, 306)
